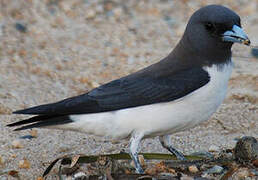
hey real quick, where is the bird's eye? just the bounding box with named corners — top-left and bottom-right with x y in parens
top-left (205, 22), bottom-right (215, 31)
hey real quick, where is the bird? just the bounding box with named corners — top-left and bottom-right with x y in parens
top-left (8, 4), bottom-right (250, 174)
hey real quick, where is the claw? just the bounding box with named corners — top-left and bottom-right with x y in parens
top-left (159, 135), bottom-right (186, 160)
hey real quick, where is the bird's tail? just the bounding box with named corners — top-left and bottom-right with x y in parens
top-left (7, 115), bottom-right (72, 131)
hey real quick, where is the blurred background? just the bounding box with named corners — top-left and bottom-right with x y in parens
top-left (0, 0), bottom-right (257, 179)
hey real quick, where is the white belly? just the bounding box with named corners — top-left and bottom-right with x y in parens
top-left (55, 62), bottom-right (233, 140)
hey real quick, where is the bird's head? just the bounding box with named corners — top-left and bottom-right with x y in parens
top-left (176, 5), bottom-right (251, 65)
top-left (193, 5), bottom-right (249, 44)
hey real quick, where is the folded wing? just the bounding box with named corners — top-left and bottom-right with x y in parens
top-left (9, 67), bottom-right (210, 130)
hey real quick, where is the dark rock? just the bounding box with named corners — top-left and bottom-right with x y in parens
top-left (15, 22), bottom-right (27, 33)
top-left (204, 165), bottom-right (224, 174)
top-left (251, 48), bottom-right (258, 58)
top-left (234, 136), bottom-right (258, 163)
top-left (19, 135), bottom-right (35, 139)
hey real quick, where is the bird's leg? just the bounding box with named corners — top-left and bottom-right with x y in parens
top-left (129, 132), bottom-right (144, 174)
top-left (159, 135), bottom-right (186, 160)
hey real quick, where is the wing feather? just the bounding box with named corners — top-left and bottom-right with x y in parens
top-left (10, 67), bottom-right (210, 129)
top-left (14, 67), bottom-right (209, 115)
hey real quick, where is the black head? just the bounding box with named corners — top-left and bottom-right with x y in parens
top-left (174, 5), bottom-right (250, 66)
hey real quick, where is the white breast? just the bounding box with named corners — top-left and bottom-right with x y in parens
top-left (55, 62), bottom-right (233, 140)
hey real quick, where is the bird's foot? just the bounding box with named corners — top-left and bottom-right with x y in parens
top-left (130, 153), bottom-right (145, 174)
top-left (135, 166), bottom-right (144, 174)
top-left (167, 146), bottom-right (186, 161)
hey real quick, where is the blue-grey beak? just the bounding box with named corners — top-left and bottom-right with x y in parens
top-left (222, 25), bottom-right (250, 46)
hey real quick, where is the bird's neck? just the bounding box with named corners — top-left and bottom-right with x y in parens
top-left (168, 34), bottom-right (232, 67)
top-left (135, 34), bottom-right (233, 78)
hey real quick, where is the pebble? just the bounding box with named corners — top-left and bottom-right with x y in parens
top-left (252, 159), bottom-right (258, 167)
top-left (234, 136), bottom-right (258, 162)
top-left (11, 154), bottom-right (17, 158)
top-left (188, 165), bottom-right (198, 173)
top-left (15, 22), bottom-right (27, 33)
top-left (250, 169), bottom-right (258, 176)
top-left (18, 159), bottom-right (31, 169)
top-left (30, 129), bottom-right (38, 137)
top-left (20, 135), bottom-right (35, 139)
top-left (86, 9), bottom-right (96, 19)
top-left (73, 172), bottom-right (87, 179)
top-left (36, 177), bottom-right (44, 180)
top-left (204, 165), bottom-right (224, 174)
top-left (12, 140), bottom-right (23, 149)
top-left (7, 170), bottom-right (19, 177)
top-left (113, 7), bottom-right (123, 18)
top-left (251, 48), bottom-right (258, 58)
top-left (208, 145), bottom-right (220, 152)
top-left (138, 155), bottom-right (145, 166)
top-left (232, 168), bottom-right (250, 179)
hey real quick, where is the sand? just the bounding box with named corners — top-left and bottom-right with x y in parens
top-left (0, 0), bottom-right (257, 179)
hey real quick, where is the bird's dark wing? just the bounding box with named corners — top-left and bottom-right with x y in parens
top-left (9, 67), bottom-right (210, 130)
top-left (13, 67), bottom-right (210, 115)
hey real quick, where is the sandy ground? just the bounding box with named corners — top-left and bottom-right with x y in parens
top-left (0, 0), bottom-right (257, 179)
